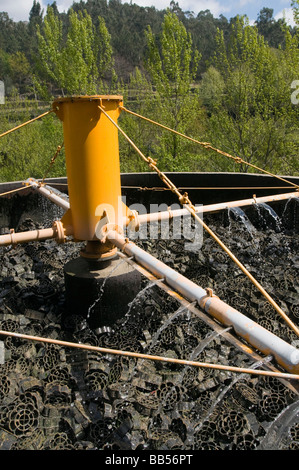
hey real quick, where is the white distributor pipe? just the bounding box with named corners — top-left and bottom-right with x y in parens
top-left (24, 178), bottom-right (70, 212)
top-left (24, 178), bottom-right (298, 228)
top-left (131, 191), bottom-right (299, 227)
top-left (106, 229), bottom-right (299, 375)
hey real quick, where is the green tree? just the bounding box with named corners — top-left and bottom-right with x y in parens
top-left (27, 0), bottom-right (44, 58)
top-left (36, 6), bottom-right (115, 97)
top-left (255, 7), bottom-right (287, 48)
top-left (0, 12), bottom-right (20, 53)
top-left (0, 100), bottom-right (65, 182)
top-left (144, 10), bottom-right (202, 169)
top-left (119, 67), bottom-right (157, 172)
top-left (199, 16), bottom-right (299, 175)
top-left (292, 0), bottom-right (299, 25)
top-left (8, 52), bottom-right (32, 94)
top-left (95, 16), bottom-right (116, 85)
top-left (0, 49), bottom-right (11, 80)
top-left (62, 9), bottom-right (98, 94)
top-left (188, 10), bottom-right (229, 75)
top-left (36, 6), bottom-right (65, 96)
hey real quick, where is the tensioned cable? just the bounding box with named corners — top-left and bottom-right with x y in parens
top-left (0, 329), bottom-right (298, 381)
top-left (127, 185), bottom-right (297, 192)
top-left (0, 185), bottom-right (28, 197)
top-left (98, 103), bottom-right (299, 338)
top-left (150, 186), bottom-right (296, 190)
top-left (120, 106), bottom-right (299, 191)
top-left (31, 184), bottom-right (296, 191)
top-left (41, 142), bottom-right (64, 184)
top-left (0, 109), bottom-right (54, 139)
top-left (0, 145), bottom-right (64, 198)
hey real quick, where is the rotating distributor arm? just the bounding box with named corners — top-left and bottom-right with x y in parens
top-left (0, 221), bottom-right (73, 247)
top-left (0, 178), bottom-right (73, 248)
top-left (24, 178), bottom-right (70, 212)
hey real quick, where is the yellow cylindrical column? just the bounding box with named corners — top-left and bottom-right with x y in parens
top-left (53, 95), bottom-right (123, 242)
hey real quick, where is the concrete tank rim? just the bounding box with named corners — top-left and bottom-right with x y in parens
top-left (1, 171), bottom-right (298, 192)
top-left (1, 172), bottom-right (298, 209)
top-left (52, 95), bottom-right (123, 104)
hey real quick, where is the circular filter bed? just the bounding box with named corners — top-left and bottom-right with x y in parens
top-left (0, 194), bottom-right (298, 450)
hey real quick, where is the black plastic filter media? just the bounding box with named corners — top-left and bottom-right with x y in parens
top-left (0, 195), bottom-right (298, 450)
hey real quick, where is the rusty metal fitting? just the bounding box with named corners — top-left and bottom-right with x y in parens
top-left (120, 237), bottom-right (131, 253)
top-left (167, 206), bottom-right (174, 220)
top-left (98, 223), bottom-right (123, 244)
top-left (80, 241), bottom-right (118, 260)
top-left (23, 177), bottom-right (35, 187)
top-left (205, 288), bottom-right (214, 297)
top-left (9, 229), bottom-right (16, 247)
top-left (147, 157), bottom-right (157, 170)
top-left (179, 192), bottom-right (192, 207)
top-left (127, 210), bottom-right (140, 232)
top-left (53, 221), bottom-right (66, 243)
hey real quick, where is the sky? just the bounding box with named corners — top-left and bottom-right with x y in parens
top-left (0, 0), bottom-right (296, 25)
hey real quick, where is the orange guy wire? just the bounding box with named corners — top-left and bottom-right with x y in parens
top-left (0, 110), bottom-right (54, 139)
top-left (0, 329), bottom-right (298, 381)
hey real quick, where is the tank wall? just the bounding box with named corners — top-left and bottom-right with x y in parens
top-left (0, 172), bottom-right (298, 229)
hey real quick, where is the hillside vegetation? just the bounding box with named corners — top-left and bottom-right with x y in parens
top-left (0, 0), bottom-right (299, 181)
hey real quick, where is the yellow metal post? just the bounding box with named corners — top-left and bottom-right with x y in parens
top-left (53, 95), bottom-right (124, 249)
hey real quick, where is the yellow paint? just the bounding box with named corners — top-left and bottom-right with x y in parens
top-left (53, 95), bottom-right (124, 241)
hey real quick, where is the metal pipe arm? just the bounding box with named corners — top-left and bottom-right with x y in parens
top-left (24, 178), bottom-right (70, 212)
top-left (124, 191), bottom-right (299, 228)
top-left (0, 222), bottom-right (73, 247)
top-left (0, 227), bottom-right (56, 246)
top-left (106, 229), bottom-right (299, 375)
